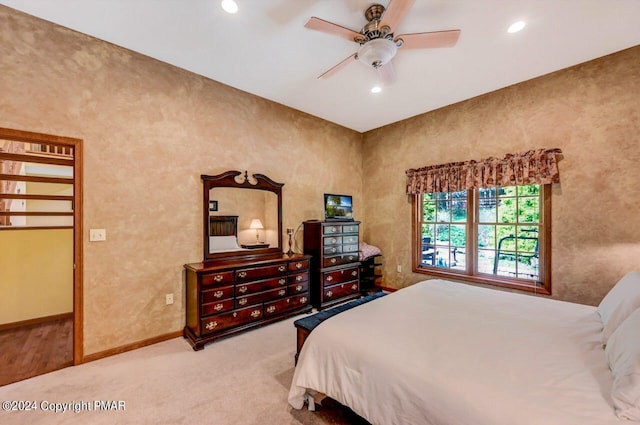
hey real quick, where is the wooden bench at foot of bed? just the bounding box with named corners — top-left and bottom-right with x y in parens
top-left (293, 292), bottom-right (387, 364)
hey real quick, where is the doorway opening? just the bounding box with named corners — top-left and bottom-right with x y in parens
top-left (0, 127), bottom-right (82, 385)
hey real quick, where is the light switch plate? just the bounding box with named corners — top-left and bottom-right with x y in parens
top-left (89, 229), bottom-right (106, 241)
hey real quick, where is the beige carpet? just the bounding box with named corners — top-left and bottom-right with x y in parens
top-left (0, 315), bottom-right (370, 425)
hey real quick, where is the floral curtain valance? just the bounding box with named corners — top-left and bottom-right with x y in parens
top-left (406, 148), bottom-right (562, 195)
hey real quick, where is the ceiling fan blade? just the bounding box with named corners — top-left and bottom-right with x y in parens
top-left (304, 17), bottom-right (362, 43)
top-left (382, 0), bottom-right (415, 30)
top-left (395, 30), bottom-right (461, 49)
top-left (318, 53), bottom-right (357, 79)
top-left (378, 62), bottom-right (397, 86)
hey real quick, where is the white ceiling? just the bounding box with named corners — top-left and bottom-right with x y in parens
top-left (2, 0), bottom-right (639, 133)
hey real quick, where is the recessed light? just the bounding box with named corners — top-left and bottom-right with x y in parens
top-left (371, 86), bottom-right (382, 94)
top-left (221, 0), bottom-right (238, 14)
top-left (507, 21), bottom-right (526, 33)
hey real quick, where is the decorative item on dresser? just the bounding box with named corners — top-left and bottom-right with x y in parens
top-left (183, 170), bottom-right (312, 350)
top-left (303, 220), bottom-right (361, 309)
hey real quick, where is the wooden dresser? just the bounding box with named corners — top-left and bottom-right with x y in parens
top-left (184, 253), bottom-right (312, 350)
top-left (303, 220), bottom-right (361, 309)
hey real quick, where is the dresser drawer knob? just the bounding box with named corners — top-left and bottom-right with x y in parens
top-left (331, 238), bottom-right (337, 243)
top-left (278, 289), bottom-right (286, 296)
top-left (300, 297), bottom-right (308, 304)
top-left (233, 312), bottom-right (237, 318)
top-left (295, 262), bottom-right (303, 269)
top-left (352, 271), bottom-right (357, 276)
top-left (330, 258), bottom-right (337, 264)
top-left (239, 298), bottom-right (247, 305)
top-left (238, 271), bottom-right (247, 278)
top-left (279, 278), bottom-right (286, 285)
top-left (205, 321), bottom-right (218, 330)
top-left (251, 310), bottom-right (261, 318)
top-left (326, 276), bottom-right (333, 282)
top-left (326, 290), bottom-right (333, 298)
top-left (348, 256), bottom-right (354, 261)
top-left (278, 265), bottom-right (286, 272)
top-left (331, 248), bottom-right (336, 253)
top-left (351, 284), bottom-right (357, 290)
top-left (214, 303), bottom-right (223, 311)
top-left (267, 306), bottom-right (276, 313)
top-left (238, 286), bottom-right (248, 293)
top-left (214, 290), bottom-right (224, 298)
top-left (295, 285), bottom-right (303, 292)
top-left (214, 275), bottom-right (224, 282)
top-left (296, 275), bottom-right (303, 282)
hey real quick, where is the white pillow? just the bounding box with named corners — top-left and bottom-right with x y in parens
top-left (605, 307), bottom-right (640, 421)
top-left (598, 272), bottom-right (640, 343)
top-left (209, 235), bottom-right (240, 251)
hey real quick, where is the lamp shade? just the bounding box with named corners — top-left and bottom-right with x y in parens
top-left (357, 38), bottom-right (398, 68)
top-left (249, 219), bottom-right (264, 230)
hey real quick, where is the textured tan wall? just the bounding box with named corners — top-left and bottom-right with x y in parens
top-left (0, 7), bottom-right (362, 355)
top-left (362, 46), bottom-right (640, 305)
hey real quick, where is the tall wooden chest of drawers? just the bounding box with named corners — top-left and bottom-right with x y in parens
top-left (184, 253), bottom-right (312, 350)
top-left (303, 220), bottom-right (361, 309)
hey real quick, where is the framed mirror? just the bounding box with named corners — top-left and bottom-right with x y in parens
top-left (202, 170), bottom-right (283, 261)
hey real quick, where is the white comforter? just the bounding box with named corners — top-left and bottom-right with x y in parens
top-left (289, 280), bottom-right (620, 425)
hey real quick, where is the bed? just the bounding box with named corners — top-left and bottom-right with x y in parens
top-left (288, 276), bottom-right (640, 424)
top-left (208, 215), bottom-right (249, 253)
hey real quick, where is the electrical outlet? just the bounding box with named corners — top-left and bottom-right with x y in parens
top-left (397, 265), bottom-right (402, 273)
top-left (165, 293), bottom-right (174, 305)
top-left (89, 228), bottom-right (106, 241)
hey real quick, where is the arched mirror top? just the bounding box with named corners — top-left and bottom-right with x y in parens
top-left (203, 170), bottom-right (283, 261)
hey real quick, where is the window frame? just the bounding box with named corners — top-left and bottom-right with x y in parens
top-left (412, 184), bottom-right (552, 295)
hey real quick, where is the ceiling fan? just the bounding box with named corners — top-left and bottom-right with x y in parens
top-left (304, 0), bottom-right (461, 85)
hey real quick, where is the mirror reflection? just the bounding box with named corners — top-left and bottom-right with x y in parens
top-left (208, 188), bottom-right (278, 253)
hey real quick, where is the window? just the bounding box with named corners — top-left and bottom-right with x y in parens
top-left (414, 184), bottom-right (551, 294)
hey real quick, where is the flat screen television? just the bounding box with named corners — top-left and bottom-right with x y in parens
top-left (324, 194), bottom-right (353, 221)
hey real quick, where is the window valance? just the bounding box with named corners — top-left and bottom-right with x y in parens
top-left (406, 148), bottom-right (562, 195)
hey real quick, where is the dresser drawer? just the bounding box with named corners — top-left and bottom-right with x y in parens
top-left (201, 299), bottom-right (234, 316)
top-left (323, 266), bottom-right (359, 286)
top-left (342, 243), bottom-right (359, 253)
top-left (201, 271), bottom-right (235, 287)
top-left (323, 281), bottom-right (359, 301)
top-left (288, 271), bottom-right (309, 285)
top-left (236, 276), bottom-right (287, 296)
top-left (201, 285), bottom-right (234, 303)
top-left (322, 225), bottom-right (342, 235)
top-left (323, 254), bottom-right (359, 267)
top-left (323, 235), bottom-right (342, 245)
top-left (288, 259), bottom-right (309, 272)
top-left (236, 287), bottom-right (287, 308)
top-left (288, 280), bottom-right (309, 294)
top-left (264, 294), bottom-right (310, 316)
top-left (236, 263), bottom-right (288, 282)
top-left (342, 224), bottom-right (359, 234)
top-left (200, 305), bottom-right (263, 335)
top-left (342, 235), bottom-right (358, 244)
top-left (324, 245), bottom-right (342, 255)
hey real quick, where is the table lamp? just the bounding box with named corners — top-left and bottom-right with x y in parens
top-left (249, 219), bottom-right (264, 243)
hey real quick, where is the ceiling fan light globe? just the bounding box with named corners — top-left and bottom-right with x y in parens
top-left (357, 38), bottom-right (398, 69)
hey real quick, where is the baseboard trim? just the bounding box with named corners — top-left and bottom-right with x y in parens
top-left (81, 330), bottom-right (183, 364)
top-left (0, 312), bottom-right (73, 332)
